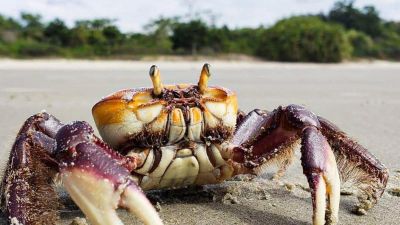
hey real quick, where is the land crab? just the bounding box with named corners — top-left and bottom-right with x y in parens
top-left (1, 64), bottom-right (389, 225)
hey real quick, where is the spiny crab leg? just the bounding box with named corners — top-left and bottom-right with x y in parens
top-left (1, 112), bottom-right (62, 225)
top-left (229, 106), bottom-right (344, 225)
top-left (56, 121), bottom-right (163, 225)
top-left (229, 104), bottom-right (388, 224)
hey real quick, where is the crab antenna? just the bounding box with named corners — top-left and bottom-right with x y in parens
top-left (198, 63), bottom-right (211, 94)
top-left (149, 65), bottom-right (164, 96)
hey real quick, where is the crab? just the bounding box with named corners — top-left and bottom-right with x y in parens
top-left (0, 64), bottom-right (389, 225)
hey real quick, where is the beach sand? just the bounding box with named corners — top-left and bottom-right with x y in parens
top-left (0, 60), bottom-right (399, 225)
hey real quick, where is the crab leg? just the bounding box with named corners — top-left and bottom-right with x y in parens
top-left (228, 104), bottom-right (387, 225)
top-left (318, 116), bottom-right (389, 213)
top-left (56, 121), bottom-right (163, 225)
top-left (301, 126), bottom-right (340, 224)
top-left (1, 112), bottom-right (63, 225)
top-left (229, 106), bottom-right (340, 224)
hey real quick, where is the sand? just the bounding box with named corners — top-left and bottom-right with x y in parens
top-left (0, 59), bottom-right (399, 225)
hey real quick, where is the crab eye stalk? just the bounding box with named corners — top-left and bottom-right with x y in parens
top-left (149, 65), bottom-right (164, 96)
top-left (198, 63), bottom-right (211, 94)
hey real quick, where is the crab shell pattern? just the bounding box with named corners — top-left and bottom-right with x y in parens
top-left (93, 82), bottom-right (239, 189)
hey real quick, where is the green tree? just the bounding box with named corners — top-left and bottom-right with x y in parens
top-left (143, 17), bottom-right (176, 53)
top-left (327, 1), bottom-right (383, 37)
top-left (44, 19), bottom-right (71, 46)
top-left (206, 26), bottom-right (230, 53)
top-left (103, 25), bottom-right (123, 45)
top-left (171, 20), bottom-right (208, 55)
top-left (20, 13), bottom-right (44, 41)
top-left (225, 27), bottom-right (265, 54)
top-left (0, 15), bottom-right (21, 44)
top-left (69, 24), bottom-right (90, 46)
top-left (257, 16), bottom-right (351, 62)
top-left (0, 15), bottom-right (21, 30)
top-left (384, 21), bottom-right (400, 35)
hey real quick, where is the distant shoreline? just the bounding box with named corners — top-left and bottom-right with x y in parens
top-left (1, 57), bottom-right (400, 71)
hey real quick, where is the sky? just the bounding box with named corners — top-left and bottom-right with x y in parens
top-left (1, 0), bottom-right (399, 32)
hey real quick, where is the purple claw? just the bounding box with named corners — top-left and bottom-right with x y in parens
top-left (56, 121), bottom-right (94, 151)
top-left (301, 127), bottom-right (340, 225)
top-left (230, 106), bottom-right (341, 225)
top-left (56, 121), bottom-right (163, 225)
top-left (285, 104), bottom-right (320, 128)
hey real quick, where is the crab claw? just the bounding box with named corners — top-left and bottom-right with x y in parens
top-left (56, 121), bottom-right (163, 225)
top-left (301, 127), bottom-right (340, 225)
top-left (231, 106), bottom-right (341, 225)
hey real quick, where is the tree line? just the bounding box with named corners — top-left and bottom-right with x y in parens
top-left (0, 0), bottom-right (399, 62)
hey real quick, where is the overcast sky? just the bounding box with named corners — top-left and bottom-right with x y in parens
top-left (1, 0), bottom-right (399, 32)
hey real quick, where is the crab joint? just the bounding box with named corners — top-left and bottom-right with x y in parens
top-left (149, 65), bottom-right (164, 96)
top-left (198, 63), bottom-right (211, 94)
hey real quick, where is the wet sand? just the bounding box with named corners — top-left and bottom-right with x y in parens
top-left (0, 60), bottom-right (399, 225)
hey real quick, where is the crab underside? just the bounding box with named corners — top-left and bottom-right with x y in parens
top-left (1, 64), bottom-right (388, 225)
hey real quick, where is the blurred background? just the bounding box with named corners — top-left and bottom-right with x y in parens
top-left (0, 0), bottom-right (400, 62)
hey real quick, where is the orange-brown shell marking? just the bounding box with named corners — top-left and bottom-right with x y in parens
top-left (92, 84), bottom-right (238, 150)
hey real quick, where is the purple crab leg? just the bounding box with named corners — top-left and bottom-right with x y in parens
top-left (1, 112), bottom-right (62, 225)
top-left (228, 104), bottom-right (388, 225)
top-left (56, 121), bottom-right (163, 225)
top-left (318, 116), bottom-right (389, 212)
top-left (301, 126), bottom-right (340, 224)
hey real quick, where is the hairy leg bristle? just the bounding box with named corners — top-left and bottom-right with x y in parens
top-left (319, 116), bottom-right (389, 212)
top-left (3, 135), bottom-right (60, 225)
top-left (254, 139), bottom-right (299, 178)
top-left (334, 151), bottom-right (386, 212)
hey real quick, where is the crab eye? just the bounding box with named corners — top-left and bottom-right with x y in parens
top-left (198, 63), bottom-right (211, 94)
top-left (149, 65), bottom-right (164, 96)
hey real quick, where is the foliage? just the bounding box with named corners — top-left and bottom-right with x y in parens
top-left (143, 18), bottom-right (175, 54)
top-left (44, 19), bottom-right (71, 46)
top-left (10, 40), bottom-right (60, 57)
top-left (346, 30), bottom-right (375, 57)
top-left (20, 13), bottom-right (44, 41)
top-left (257, 16), bottom-right (351, 62)
top-left (0, 1), bottom-right (400, 61)
top-left (326, 0), bottom-right (383, 37)
top-left (323, 0), bottom-right (400, 59)
top-left (171, 20), bottom-right (208, 54)
top-left (375, 30), bottom-right (400, 59)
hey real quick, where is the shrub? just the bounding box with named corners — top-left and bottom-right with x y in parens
top-left (257, 16), bottom-right (351, 62)
top-left (346, 30), bottom-right (375, 57)
top-left (0, 42), bottom-right (10, 55)
top-left (10, 40), bottom-right (60, 57)
top-left (171, 20), bottom-right (208, 54)
top-left (375, 31), bottom-right (400, 59)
